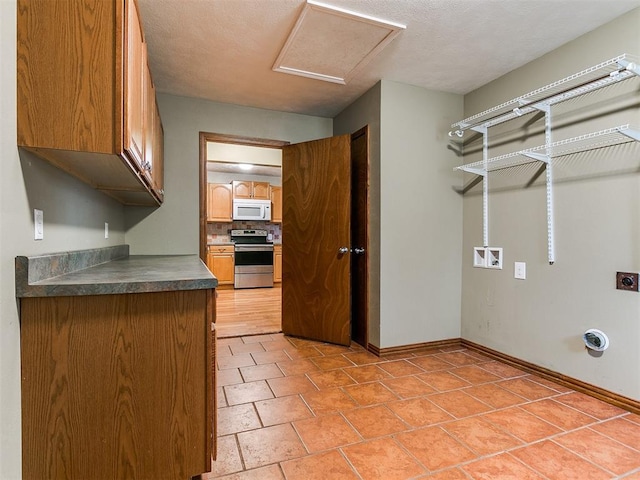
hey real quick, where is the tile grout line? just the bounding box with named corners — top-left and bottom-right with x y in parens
top-left (212, 339), bottom-right (640, 479)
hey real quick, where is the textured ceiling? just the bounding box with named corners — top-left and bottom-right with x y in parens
top-left (138, 0), bottom-right (640, 118)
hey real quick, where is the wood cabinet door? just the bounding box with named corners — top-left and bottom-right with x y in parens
top-left (208, 248), bottom-right (235, 284)
top-left (270, 186), bottom-right (282, 223)
top-left (252, 182), bottom-right (270, 200)
top-left (143, 60), bottom-right (155, 187)
top-left (208, 184), bottom-right (233, 222)
top-left (232, 180), bottom-right (252, 199)
top-left (124, 0), bottom-right (145, 170)
top-left (20, 291), bottom-right (211, 479)
top-left (274, 246), bottom-right (282, 282)
top-left (152, 100), bottom-right (164, 199)
top-left (16, 0), bottom-right (116, 153)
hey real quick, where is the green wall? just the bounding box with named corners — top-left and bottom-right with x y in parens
top-left (460, 9), bottom-right (640, 400)
top-left (125, 94), bottom-right (332, 255)
top-left (1, 2), bottom-right (127, 477)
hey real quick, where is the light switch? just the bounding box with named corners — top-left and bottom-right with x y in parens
top-left (514, 261), bottom-right (526, 280)
top-left (105, 222), bottom-right (109, 239)
top-left (34, 209), bottom-right (43, 240)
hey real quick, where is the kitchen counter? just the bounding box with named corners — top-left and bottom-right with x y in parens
top-left (18, 244), bottom-right (217, 479)
top-left (16, 244), bottom-right (217, 298)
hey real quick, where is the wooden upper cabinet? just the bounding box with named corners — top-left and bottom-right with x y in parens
top-left (16, 0), bottom-right (164, 206)
top-left (207, 183), bottom-right (233, 222)
top-left (232, 180), bottom-right (270, 200)
top-left (125, 0), bottom-right (145, 171)
top-left (144, 60), bottom-right (164, 201)
top-left (252, 182), bottom-right (270, 200)
top-left (270, 186), bottom-right (282, 223)
top-left (152, 101), bottom-right (165, 199)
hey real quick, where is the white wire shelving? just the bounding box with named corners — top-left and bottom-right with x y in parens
top-left (449, 54), bottom-right (639, 137)
top-left (451, 53), bottom-right (640, 265)
top-left (455, 125), bottom-right (640, 174)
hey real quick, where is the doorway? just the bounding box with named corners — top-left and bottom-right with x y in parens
top-left (199, 129), bottom-right (370, 349)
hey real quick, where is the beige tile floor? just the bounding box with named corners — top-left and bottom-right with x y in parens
top-left (205, 333), bottom-right (640, 480)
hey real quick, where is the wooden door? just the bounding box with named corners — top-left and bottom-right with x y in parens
top-left (350, 127), bottom-right (369, 348)
top-left (282, 135), bottom-right (351, 345)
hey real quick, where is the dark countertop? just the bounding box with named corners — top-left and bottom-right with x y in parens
top-left (16, 245), bottom-right (217, 298)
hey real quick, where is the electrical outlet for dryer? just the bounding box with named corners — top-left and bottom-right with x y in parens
top-left (617, 272), bottom-right (639, 292)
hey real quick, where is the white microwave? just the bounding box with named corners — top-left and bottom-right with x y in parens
top-left (232, 199), bottom-right (271, 221)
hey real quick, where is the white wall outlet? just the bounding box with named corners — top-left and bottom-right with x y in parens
top-left (34, 209), bottom-right (44, 240)
top-left (514, 261), bottom-right (526, 280)
top-left (486, 247), bottom-right (503, 269)
top-left (473, 247), bottom-right (487, 268)
top-left (105, 222), bottom-right (109, 239)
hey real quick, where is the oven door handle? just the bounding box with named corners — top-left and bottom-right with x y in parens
top-left (234, 245), bottom-right (274, 252)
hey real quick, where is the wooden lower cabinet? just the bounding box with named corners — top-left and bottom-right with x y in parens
top-left (20, 289), bottom-right (216, 480)
top-left (207, 245), bottom-right (235, 285)
top-left (274, 244), bottom-right (282, 283)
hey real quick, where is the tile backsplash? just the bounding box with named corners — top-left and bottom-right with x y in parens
top-left (207, 222), bottom-right (281, 243)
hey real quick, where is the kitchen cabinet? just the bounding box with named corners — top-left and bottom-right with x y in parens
top-left (270, 186), bottom-right (282, 223)
top-left (208, 183), bottom-right (233, 222)
top-left (16, 252), bottom-right (216, 479)
top-left (273, 244), bottom-right (283, 283)
top-left (144, 62), bottom-right (165, 201)
top-left (17, 0), bottom-right (164, 206)
top-left (208, 245), bottom-right (235, 285)
top-left (233, 180), bottom-right (270, 200)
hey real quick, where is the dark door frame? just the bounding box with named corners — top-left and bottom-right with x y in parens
top-left (198, 132), bottom-right (289, 262)
top-left (198, 129), bottom-right (369, 350)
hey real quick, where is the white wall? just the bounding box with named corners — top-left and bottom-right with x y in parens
top-left (461, 9), bottom-right (640, 399)
top-left (125, 94), bottom-right (332, 255)
top-left (379, 81), bottom-right (464, 348)
top-left (1, 2), bottom-right (126, 476)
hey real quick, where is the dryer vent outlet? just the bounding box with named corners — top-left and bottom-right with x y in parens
top-left (583, 329), bottom-right (609, 352)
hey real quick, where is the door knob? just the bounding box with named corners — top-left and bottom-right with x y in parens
top-left (353, 247), bottom-right (365, 255)
top-left (338, 247), bottom-right (350, 254)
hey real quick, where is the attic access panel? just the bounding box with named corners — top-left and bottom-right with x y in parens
top-left (273, 0), bottom-right (405, 85)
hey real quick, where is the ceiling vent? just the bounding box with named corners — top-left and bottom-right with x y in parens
top-left (273, 0), bottom-right (405, 85)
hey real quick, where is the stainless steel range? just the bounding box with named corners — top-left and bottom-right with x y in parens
top-left (231, 229), bottom-right (274, 289)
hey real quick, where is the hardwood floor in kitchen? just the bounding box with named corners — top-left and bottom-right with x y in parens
top-left (216, 285), bottom-right (282, 338)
